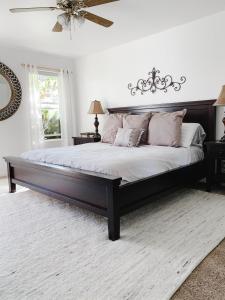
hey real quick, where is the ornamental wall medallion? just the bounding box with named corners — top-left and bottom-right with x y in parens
top-left (0, 62), bottom-right (22, 121)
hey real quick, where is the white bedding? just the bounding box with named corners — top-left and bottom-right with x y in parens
top-left (21, 143), bottom-right (204, 182)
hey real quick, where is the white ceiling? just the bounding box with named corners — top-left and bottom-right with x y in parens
top-left (1, 0), bottom-right (225, 58)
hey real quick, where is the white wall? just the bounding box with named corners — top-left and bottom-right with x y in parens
top-left (0, 46), bottom-right (75, 177)
top-left (74, 11), bottom-right (225, 138)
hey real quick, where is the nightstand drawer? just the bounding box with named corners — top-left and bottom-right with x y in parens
top-left (205, 141), bottom-right (225, 192)
top-left (72, 137), bottom-right (101, 145)
top-left (209, 144), bottom-right (225, 158)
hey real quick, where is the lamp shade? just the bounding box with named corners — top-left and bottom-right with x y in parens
top-left (214, 85), bottom-right (225, 106)
top-left (88, 100), bottom-right (104, 114)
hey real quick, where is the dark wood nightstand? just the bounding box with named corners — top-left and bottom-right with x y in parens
top-left (205, 141), bottom-right (225, 192)
top-left (72, 136), bottom-right (101, 145)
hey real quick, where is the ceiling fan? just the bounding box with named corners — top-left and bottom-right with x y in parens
top-left (9, 0), bottom-right (119, 33)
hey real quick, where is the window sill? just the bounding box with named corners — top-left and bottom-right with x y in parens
top-left (44, 139), bottom-right (62, 143)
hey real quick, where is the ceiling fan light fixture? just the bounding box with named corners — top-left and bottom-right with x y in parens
top-left (57, 13), bottom-right (70, 30)
top-left (57, 12), bottom-right (85, 33)
top-left (76, 13), bottom-right (85, 26)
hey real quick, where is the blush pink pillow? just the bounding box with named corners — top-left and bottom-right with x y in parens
top-left (148, 109), bottom-right (187, 147)
top-left (123, 113), bottom-right (152, 144)
top-left (102, 114), bottom-right (128, 144)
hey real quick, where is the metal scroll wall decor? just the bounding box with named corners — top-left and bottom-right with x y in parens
top-left (0, 62), bottom-right (22, 121)
top-left (128, 67), bottom-right (187, 96)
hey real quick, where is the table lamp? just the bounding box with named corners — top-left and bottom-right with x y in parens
top-left (214, 85), bottom-right (225, 142)
top-left (88, 100), bottom-right (104, 138)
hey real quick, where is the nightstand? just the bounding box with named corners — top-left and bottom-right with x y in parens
top-left (205, 141), bottom-right (225, 192)
top-left (72, 136), bottom-right (101, 145)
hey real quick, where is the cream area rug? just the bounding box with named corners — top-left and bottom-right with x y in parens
top-left (1, 189), bottom-right (225, 300)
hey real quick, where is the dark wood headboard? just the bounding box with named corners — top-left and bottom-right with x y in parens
top-left (108, 100), bottom-right (216, 141)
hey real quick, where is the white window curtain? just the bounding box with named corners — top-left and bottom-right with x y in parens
top-left (24, 65), bottom-right (76, 149)
top-left (24, 64), bottom-right (44, 149)
top-left (58, 69), bottom-right (76, 146)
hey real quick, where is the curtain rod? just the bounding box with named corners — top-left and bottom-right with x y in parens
top-left (21, 64), bottom-right (61, 73)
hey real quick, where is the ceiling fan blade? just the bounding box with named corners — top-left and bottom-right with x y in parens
top-left (52, 21), bottom-right (63, 32)
top-left (10, 7), bottom-right (58, 13)
top-left (84, 0), bottom-right (119, 8)
top-left (81, 11), bottom-right (113, 27)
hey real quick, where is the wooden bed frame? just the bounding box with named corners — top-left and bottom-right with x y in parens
top-left (5, 100), bottom-right (216, 241)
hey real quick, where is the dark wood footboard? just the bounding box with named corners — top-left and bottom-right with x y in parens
top-left (5, 157), bottom-right (122, 241)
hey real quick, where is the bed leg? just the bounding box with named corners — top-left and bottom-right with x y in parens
top-left (107, 184), bottom-right (120, 241)
top-left (7, 162), bottom-right (16, 193)
top-left (108, 214), bottom-right (120, 241)
top-left (9, 182), bottom-right (16, 194)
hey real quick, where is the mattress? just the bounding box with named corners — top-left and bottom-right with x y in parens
top-left (21, 143), bottom-right (204, 182)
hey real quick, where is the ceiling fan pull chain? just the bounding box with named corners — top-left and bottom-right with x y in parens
top-left (70, 14), bottom-right (73, 40)
top-left (70, 15), bottom-right (75, 41)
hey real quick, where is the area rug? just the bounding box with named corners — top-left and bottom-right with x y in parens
top-left (1, 189), bottom-right (225, 300)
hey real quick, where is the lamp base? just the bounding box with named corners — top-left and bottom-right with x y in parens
top-left (94, 114), bottom-right (101, 139)
top-left (220, 117), bottom-right (225, 142)
top-left (94, 133), bottom-right (101, 139)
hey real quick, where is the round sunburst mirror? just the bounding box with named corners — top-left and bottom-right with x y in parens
top-left (0, 62), bottom-right (22, 121)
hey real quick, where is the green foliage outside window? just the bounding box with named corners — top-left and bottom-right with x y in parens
top-left (42, 109), bottom-right (61, 140)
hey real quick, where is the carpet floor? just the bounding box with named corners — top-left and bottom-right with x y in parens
top-left (172, 238), bottom-right (225, 300)
top-left (1, 188), bottom-right (225, 299)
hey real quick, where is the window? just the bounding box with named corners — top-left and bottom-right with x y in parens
top-left (37, 71), bottom-right (61, 140)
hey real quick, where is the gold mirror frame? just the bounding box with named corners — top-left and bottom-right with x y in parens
top-left (0, 62), bottom-right (22, 121)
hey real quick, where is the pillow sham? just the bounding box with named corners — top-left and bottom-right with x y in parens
top-left (114, 128), bottom-right (144, 147)
top-left (148, 109), bottom-right (187, 147)
top-left (180, 123), bottom-right (206, 148)
top-left (123, 113), bottom-right (152, 144)
top-left (101, 114), bottom-right (128, 144)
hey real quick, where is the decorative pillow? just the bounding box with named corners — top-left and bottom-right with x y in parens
top-left (101, 114), bottom-right (128, 144)
top-left (148, 109), bottom-right (187, 147)
top-left (114, 128), bottom-right (144, 147)
top-left (123, 113), bottom-right (152, 144)
top-left (181, 123), bottom-right (206, 148)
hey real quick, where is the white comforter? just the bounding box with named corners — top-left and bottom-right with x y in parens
top-left (21, 143), bottom-right (204, 182)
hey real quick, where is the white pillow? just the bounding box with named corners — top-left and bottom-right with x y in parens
top-left (114, 128), bottom-right (144, 147)
top-left (180, 123), bottom-right (206, 148)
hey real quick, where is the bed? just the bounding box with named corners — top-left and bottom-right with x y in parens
top-left (21, 143), bottom-right (205, 183)
top-left (5, 100), bottom-right (216, 241)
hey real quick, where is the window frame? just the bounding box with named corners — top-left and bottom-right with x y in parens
top-left (37, 69), bottom-right (62, 141)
